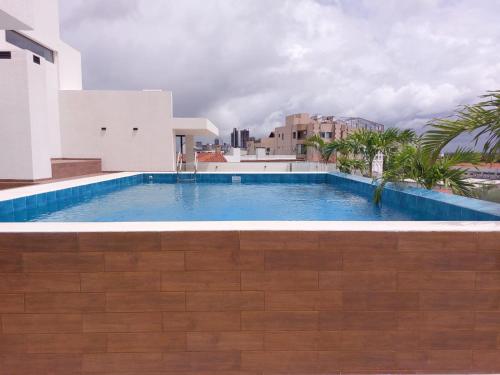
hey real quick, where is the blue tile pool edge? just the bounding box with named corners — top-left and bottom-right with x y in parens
top-left (141, 172), bottom-right (328, 184)
top-left (0, 174), bottom-right (144, 217)
top-left (327, 172), bottom-right (500, 221)
top-left (0, 172), bottom-right (498, 221)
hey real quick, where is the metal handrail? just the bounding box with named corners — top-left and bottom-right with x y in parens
top-left (176, 151), bottom-right (182, 172)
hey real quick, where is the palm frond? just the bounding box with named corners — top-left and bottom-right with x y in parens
top-left (373, 144), bottom-right (479, 203)
top-left (422, 90), bottom-right (500, 158)
top-left (304, 134), bottom-right (333, 162)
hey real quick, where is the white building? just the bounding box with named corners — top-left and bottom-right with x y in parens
top-left (0, 0), bottom-right (218, 181)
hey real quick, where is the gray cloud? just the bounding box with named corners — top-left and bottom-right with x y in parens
top-left (60, 0), bottom-right (139, 28)
top-left (59, 0), bottom-right (500, 142)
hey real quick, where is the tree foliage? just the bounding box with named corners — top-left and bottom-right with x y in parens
top-left (374, 144), bottom-right (480, 203)
top-left (422, 90), bottom-right (500, 159)
top-left (305, 127), bottom-right (416, 177)
top-left (303, 92), bottom-right (499, 204)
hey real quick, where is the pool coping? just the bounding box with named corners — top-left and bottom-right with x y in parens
top-left (0, 220), bottom-right (498, 232)
top-left (0, 172), bottom-right (498, 232)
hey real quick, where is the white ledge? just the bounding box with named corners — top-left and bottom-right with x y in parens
top-left (0, 221), bottom-right (498, 232)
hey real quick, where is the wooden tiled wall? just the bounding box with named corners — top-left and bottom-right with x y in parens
top-left (0, 230), bottom-right (499, 374)
top-left (51, 159), bottom-right (102, 179)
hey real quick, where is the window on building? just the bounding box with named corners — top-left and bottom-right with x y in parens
top-left (325, 132), bottom-right (332, 139)
top-left (320, 132), bottom-right (325, 138)
top-left (5, 30), bottom-right (54, 63)
top-left (297, 130), bottom-right (307, 140)
top-left (0, 51), bottom-right (12, 59)
top-left (296, 144), bottom-right (306, 155)
top-left (33, 55), bottom-right (40, 64)
top-left (293, 132), bottom-right (296, 139)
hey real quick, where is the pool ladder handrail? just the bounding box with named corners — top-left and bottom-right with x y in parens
top-left (176, 151), bottom-right (183, 173)
top-left (176, 151), bottom-right (197, 183)
top-left (194, 151), bottom-right (198, 174)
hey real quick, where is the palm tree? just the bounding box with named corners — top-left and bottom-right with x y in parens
top-left (336, 155), bottom-right (365, 174)
top-left (398, 129), bottom-right (418, 144)
top-left (377, 128), bottom-right (417, 171)
top-left (349, 129), bottom-right (381, 178)
top-left (374, 145), bottom-right (480, 203)
top-left (306, 128), bottom-right (418, 177)
top-left (304, 134), bottom-right (334, 162)
top-left (422, 90), bottom-right (500, 159)
top-left (305, 135), bottom-right (367, 174)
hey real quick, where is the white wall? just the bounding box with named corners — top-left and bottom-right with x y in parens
top-left (256, 148), bottom-right (267, 160)
top-left (58, 41), bottom-right (82, 90)
top-left (0, 50), bottom-right (54, 179)
top-left (27, 50), bottom-right (53, 178)
top-left (0, 1), bottom-right (62, 51)
top-left (0, 0), bottom-right (82, 179)
top-left (22, 0), bottom-right (60, 50)
top-left (0, 50), bottom-right (35, 179)
top-left (197, 162), bottom-right (337, 173)
top-left (225, 148), bottom-right (241, 162)
top-left (44, 52), bottom-right (62, 158)
top-left (171, 117), bottom-right (218, 136)
top-left (0, 37), bottom-right (63, 170)
top-left (241, 154), bottom-right (297, 161)
top-left (60, 90), bottom-right (177, 172)
top-left (0, 0), bottom-right (33, 29)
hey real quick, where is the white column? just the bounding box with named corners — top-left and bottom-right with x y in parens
top-left (185, 135), bottom-right (195, 164)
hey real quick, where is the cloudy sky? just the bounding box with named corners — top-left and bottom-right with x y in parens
top-left (59, 0), bottom-right (500, 142)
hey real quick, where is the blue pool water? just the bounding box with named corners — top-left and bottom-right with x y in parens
top-left (21, 183), bottom-right (426, 222)
top-left (0, 173), bottom-right (498, 222)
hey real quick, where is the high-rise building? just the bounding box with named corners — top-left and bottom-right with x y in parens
top-left (230, 128), bottom-right (239, 148)
top-left (240, 129), bottom-right (250, 149)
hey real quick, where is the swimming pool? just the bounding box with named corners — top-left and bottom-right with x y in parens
top-left (0, 172), bottom-right (498, 221)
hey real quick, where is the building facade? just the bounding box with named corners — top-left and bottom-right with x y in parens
top-left (248, 113), bottom-right (384, 162)
top-left (240, 129), bottom-right (250, 149)
top-left (230, 128), bottom-right (239, 148)
top-left (247, 133), bottom-right (277, 156)
top-left (0, 0), bottom-right (218, 180)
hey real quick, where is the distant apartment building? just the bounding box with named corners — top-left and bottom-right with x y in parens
top-left (230, 128), bottom-right (239, 148)
top-left (247, 132), bottom-right (277, 156)
top-left (240, 129), bottom-right (250, 149)
top-left (221, 142), bottom-right (231, 153)
top-left (342, 117), bottom-right (385, 132)
top-left (248, 113), bottom-right (384, 162)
